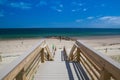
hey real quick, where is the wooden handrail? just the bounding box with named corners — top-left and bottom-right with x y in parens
top-left (69, 40), bottom-right (120, 80)
top-left (0, 40), bottom-right (53, 80)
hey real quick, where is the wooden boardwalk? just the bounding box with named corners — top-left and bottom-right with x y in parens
top-left (1, 40), bottom-right (120, 80)
top-left (34, 49), bottom-right (89, 80)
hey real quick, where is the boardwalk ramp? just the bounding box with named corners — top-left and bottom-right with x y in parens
top-left (34, 49), bottom-right (89, 80)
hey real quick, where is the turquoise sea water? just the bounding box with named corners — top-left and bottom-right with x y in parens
top-left (0, 28), bottom-right (120, 39)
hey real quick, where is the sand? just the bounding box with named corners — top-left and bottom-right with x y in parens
top-left (0, 38), bottom-right (75, 69)
top-left (79, 36), bottom-right (120, 63)
top-left (0, 36), bottom-right (120, 69)
top-left (0, 38), bottom-right (41, 69)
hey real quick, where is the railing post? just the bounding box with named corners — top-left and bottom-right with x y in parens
top-left (63, 46), bottom-right (68, 61)
top-left (46, 47), bottom-right (50, 60)
top-left (41, 48), bottom-right (45, 63)
top-left (100, 69), bottom-right (111, 80)
top-left (70, 54), bottom-right (73, 61)
top-left (0, 55), bottom-right (2, 62)
top-left (76, 47), bottom-right (80, 62)
top-left (69, 44), bottom-right (76, 61)
top-left (16, 69), bottom-right (26, 80)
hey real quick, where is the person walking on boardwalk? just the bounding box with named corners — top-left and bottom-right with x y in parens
top-left (52, 44), bottom-right (55, 57)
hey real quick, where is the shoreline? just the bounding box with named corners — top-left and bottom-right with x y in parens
top-left (0, 35), bottom-right (120, 41)
top-left (71, 35), bottom-right (120, 40)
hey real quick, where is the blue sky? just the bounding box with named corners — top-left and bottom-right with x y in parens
top-left (0, 0), bottom-right (120, 28)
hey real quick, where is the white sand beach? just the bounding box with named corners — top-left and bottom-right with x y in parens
top-left (0, 39), bottom-right (41, 69)
top-left (0, 38), bottom-right (75, 69)
top-left (80, 36), bottom-right (120, 63)
top-left (0, 36), bottom-right (120, 69)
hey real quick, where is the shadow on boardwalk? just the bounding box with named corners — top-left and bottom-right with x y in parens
top-left (61, 50), bottom-right (89, 80)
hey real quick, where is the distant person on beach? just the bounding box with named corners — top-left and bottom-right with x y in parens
top-left (21, 41), bottom-right (23, 44)
top-left (60, 36), bottom-right (62, 42)
top-left (105, 48), bottom-right (108, 53)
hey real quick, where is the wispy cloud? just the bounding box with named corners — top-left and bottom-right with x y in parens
top-left (71, 2), bottom-right (83, 6)
top-left (10, 2), bottom-right (32, 9)
top-left (72, 9), bottom-right (76, 12)
top-left (75, 19), bottom-right (83, 23)
top-left (83, 8), bottom-right (87, 11)
top-left (78, 3), bottom-right (83, 6)
top-left (0, 10), bottom-right (4, 17)
top-left (57, 9), bottom-right (62, 12)
top-left (73, 16), bottom-right (120, 28)
top-left (36, 0), bottom-right (47, 7)
top-left (87, 16), bottom-right (94, 19)
top-left (51, 6), bottom-right (63, 12)
top-left (99, 16), bottom-right (120, 25)
top-left (59, 4), bottom-right (63, 8)
top-left (86, 16), bottom-right (120, 28)
top-left (50, 1), bottom-right (64, 13)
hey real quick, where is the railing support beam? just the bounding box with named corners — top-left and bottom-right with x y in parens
top-left (76, 47), bottom-right (80, 62)
top-left (100, 69), bottom-right (111, 80)
top-left (41, 48), bottom-right (45, 63)
top-left (16, 69), bottom-right (26, 80)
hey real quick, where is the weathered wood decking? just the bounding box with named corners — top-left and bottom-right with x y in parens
top-left (34, 49), bottom-right (89, 80)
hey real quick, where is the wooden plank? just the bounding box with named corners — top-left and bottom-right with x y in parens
top-left (45, 45), bottom-right (53, 61)
top-left (80, 50), bottom-right (101, 73)
top-left (100, 69), bottom-right (111, 80)
top-left (80, 58), bottom-right (94, 80)
top-left (0, 40), bottom-right (44, 80)
top-left (41, 48), bottom-right (45, 63)
top-left (80, 54), bottom-right (100, 79)
top-left (76, 47), bottom-right (80, 62)
top-left (76, 40), bottom-right (120, 80)
top-left (69, 44), bottom-right (76, 61)
top-left (24, 47), bottom-right (42, 70)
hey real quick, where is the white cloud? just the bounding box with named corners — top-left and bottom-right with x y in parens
top-left (72, 9), bottom-right (76, 12)
top-left (78, 3), bottom-right (83, 6)
top-left (59, 4), bottom-right (63, 8)
top-left (36, 0), bottom-right (47, 7)
top-left (51, 6), bottom-right (62, 12)
top-left (10, 2), bottom-right (32, 9)
top-left (99, 16), bottom-right (120, 25)
top-left (76, 19), bottom-right (82, 23)
top-left (57, 9), bottom-right (62, 12)
top-left (83, 8), bottom-right (87, 11)
top-left (72, 2), bottom-right (83, 6)
top-left (86, 16), bottom-right (120, 28)
top-left (71, 8), bottom-right (81, 12)
top-left (87, 16), bottom-right (94, 19)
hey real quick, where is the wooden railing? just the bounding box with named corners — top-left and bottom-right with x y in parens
top-left (69, 40), bottom-right (120, 80)
top-left (0, 40), bottom-right (53, 80)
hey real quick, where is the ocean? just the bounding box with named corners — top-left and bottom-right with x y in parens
top-left (0, 28), bottom-right (120, 39)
